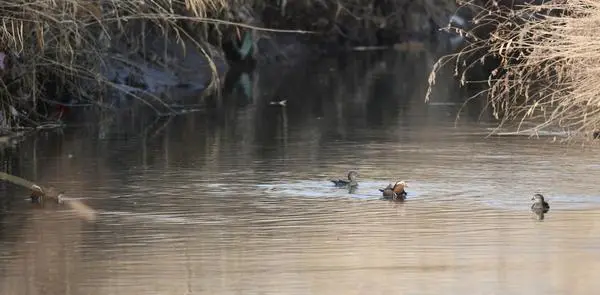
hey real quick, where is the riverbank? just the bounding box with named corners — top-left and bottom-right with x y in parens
top-left (0, 0), bottom-right (463, 134)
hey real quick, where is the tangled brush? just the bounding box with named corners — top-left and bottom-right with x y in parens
top-left (427, 0), bottom-right (600, 141)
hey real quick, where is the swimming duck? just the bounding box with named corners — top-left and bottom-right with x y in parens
top-left (380, 181), bottom-right (408, 201)
top-left (30, 184), bottom-right (43, 203)
top-left (531, 193), bottom-right (550, 220)
top-left (30, 184), bottom-right (63, 204)
top-left (331, 170), bottom-right (359, 188)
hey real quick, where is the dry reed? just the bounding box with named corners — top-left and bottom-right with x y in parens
top-left (0, 0), bottom-right (458, 131)
top-left (0, 0), bottom-right (232, 129)
top-left (427, 0), bottom-right (600, 141)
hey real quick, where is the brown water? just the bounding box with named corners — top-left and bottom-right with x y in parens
top-left (2, 49), bottom-right (600, 295)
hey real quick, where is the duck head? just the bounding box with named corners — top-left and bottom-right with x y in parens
top-left (347, 171), bottom-right (359, 181)
top-left (392, 181), bottom-right (407, 193)
top-left (532, 193), bottom-right (545, 202)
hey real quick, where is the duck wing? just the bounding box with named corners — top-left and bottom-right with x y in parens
top-left (379, 183), bottom-right (393, 192)
top-left (381, 188), bottom-right (395, 197)
top-left (331, 179), bottom-right (348, 186)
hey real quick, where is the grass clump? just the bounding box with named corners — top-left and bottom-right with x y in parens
top-left (427, 0), bottom-right (600, 141)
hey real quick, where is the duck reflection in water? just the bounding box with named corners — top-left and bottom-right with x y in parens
top-left (347, 185), bottom-right (358, 194)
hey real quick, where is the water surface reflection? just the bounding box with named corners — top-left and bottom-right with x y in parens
top-left (1, 47), bottom-right (600, 295)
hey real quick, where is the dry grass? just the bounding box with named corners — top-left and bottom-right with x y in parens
top-left (0, 0), bottom-right (458, 132)
top-left (427, 0), bottom-right (600, 142)
top-left (0, 0), bottom-right (233, 130)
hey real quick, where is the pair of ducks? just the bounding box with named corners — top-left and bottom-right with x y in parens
top-left (331, 170), bottom-right (408, 201)
top-left (332, 171), bottom-right (552, 220)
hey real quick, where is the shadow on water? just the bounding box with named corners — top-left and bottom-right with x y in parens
top-left (2, 43), bottom-right (600, 295)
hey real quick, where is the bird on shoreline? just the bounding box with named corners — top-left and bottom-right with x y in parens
top-left (331, 170), bottom-right (359, 188)
top-left (380, 180), bottom-right (408, 201)
top-left (531, 193), bottom-right (550, 220)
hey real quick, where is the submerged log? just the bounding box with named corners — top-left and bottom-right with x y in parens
top-left (0, 172), bottom-right (97, 221)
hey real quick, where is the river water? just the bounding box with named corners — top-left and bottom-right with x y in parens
top-left (1, 47), bottom-right (600, 295)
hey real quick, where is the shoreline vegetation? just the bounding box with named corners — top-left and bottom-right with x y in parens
top-left (428, 0), bottom-right (600, 142)
top-left (0, 0), bottom-right (596, 142)
top-left (0, 0), bottom-right (459, 135)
